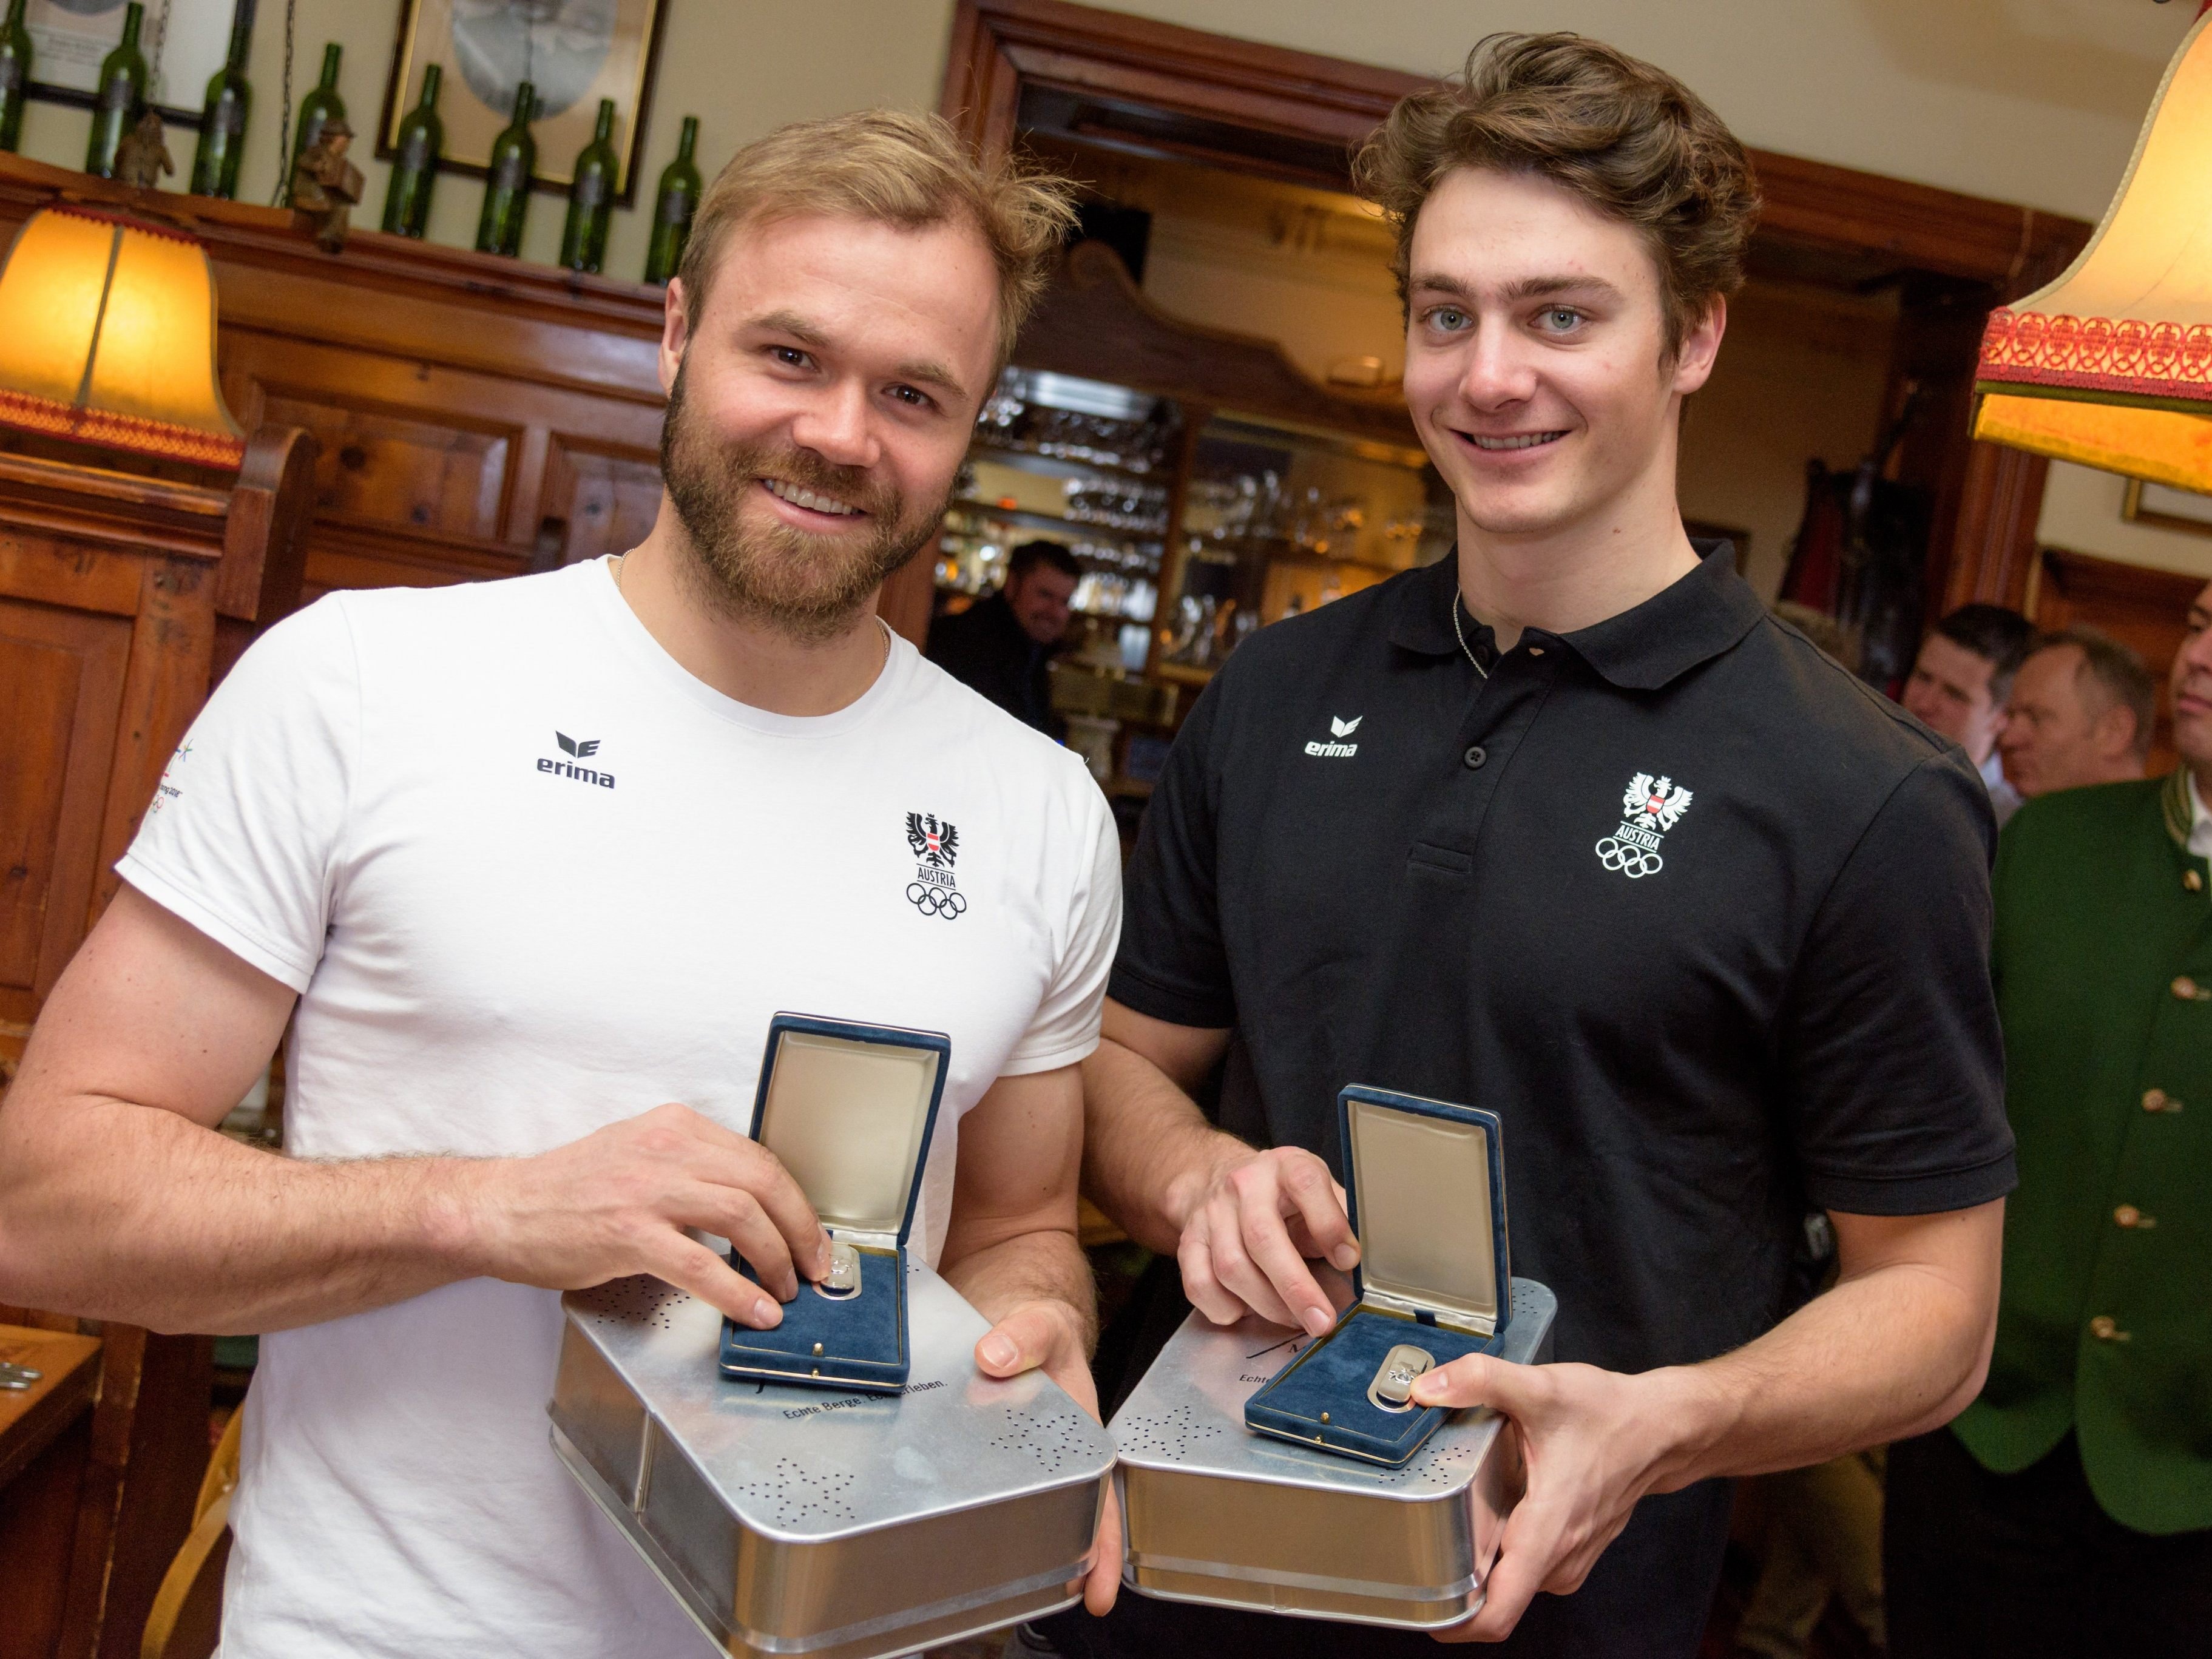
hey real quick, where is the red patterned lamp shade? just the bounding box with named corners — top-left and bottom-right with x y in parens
top-left (1975, 9), bottom-right (2212, 490)
top-left (0, 206), bottom-right (245, 468)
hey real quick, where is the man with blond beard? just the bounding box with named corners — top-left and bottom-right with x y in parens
top-left (0, 112), bottom-right (1122, 1655)
top-left (1885, 584), bottom-right (2212, 1657)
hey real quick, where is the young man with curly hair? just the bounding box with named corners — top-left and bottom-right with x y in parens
top-left (1058, 34), bottom-right (2014, 1659)
top-left (0, 111), bottom-right (1123, 1654)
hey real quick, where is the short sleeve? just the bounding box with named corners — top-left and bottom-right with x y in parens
top-left (1108, 678), bottom-right (1234, 1029)
top-left (1781, 751), bottom-right (2016, 1214)
top-left (1001, 777), bottom-right (1123, 1075)
top-left (115, 595), bottom-right (360, 993)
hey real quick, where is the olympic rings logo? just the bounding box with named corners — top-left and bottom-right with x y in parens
top-left (907, 881), bottom-right (968, 919)
top-left (1594, 837), bottom-right (1665, 880)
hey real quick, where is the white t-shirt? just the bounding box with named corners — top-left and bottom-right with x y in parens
top-left (117, 558), bottom-right (1121, 1659)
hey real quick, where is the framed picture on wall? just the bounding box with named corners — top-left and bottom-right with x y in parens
top-left (24, 0), bottom-right (241, 126)
top-left (377, 0), bottom-right (669, 203)
top-left (2122, 478), bottom-right (2212, 538)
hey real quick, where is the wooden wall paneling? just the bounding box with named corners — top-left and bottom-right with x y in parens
top-left (0, 1411), bottom-right (92, 1659)
top-left (1923, 223), bottom-right (2089, 618)
top-left (210, 425), bottom-right (321, 687)
top-left (251, 389), bottom-right (518, 542)
top-left (543, 436), bottom-right (665, 567)
top-left (1943, 443), bottom-right (2052, 615)
top-left (296, 516), bottom-right (533, 604)
top-left (50, 1327), bottom-right (215, 1659)
top-left (89, 557), bottom-right (218, 922)
top-left (0, 600), bottom-right (131, 1024)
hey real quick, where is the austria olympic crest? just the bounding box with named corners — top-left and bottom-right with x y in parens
top-left (1595, 772), bottom-right (1693, 880)
top-left (905, 811), bottom-right (967, 919)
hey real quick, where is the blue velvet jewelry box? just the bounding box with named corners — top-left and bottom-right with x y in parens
top-left (1243, 1086), bottom-right (1512, 1467)
top-left (717, 1013), bottom-right (949, 1394)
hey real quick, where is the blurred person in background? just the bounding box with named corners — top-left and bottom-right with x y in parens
top-left (1998, 627), bottom-right (2152, 799)
top-left (1885, 581), bottom-right (2212, 1657)
top-left (927, 538), bottom-right (1078, 737)
top-left (1902, 604), bottom-right (2035, 825)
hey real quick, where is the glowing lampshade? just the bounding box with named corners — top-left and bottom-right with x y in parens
top-left (0, 205), bottom-right (244, 468)
top-left (1974, 9), bottom-right (2212, 490)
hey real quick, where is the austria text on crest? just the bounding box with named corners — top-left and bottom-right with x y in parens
top-left (1595, 772), bottom-right (1693, 880)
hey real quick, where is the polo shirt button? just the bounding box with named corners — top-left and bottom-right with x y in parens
top-left (1463, 745), bottom-right (1487, 769)
top-left (2114, 1203), bottom-right (2142, 1228)
top-left (2173, 975), bottom-right (2202, 1001)
top-left (2143, 1087), bottom-right (2179, 1113)
top-left (2089, 1314), bottom-right (2128, 1342)
top-left (2188, 870), bottom-right (2205, 893)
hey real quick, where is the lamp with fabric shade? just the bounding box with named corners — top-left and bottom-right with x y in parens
top-left (0, 204), bottom-right (245, 470)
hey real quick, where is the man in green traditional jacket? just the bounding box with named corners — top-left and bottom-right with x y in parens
top-left (1884, 579), bottom-right (2212, 1658)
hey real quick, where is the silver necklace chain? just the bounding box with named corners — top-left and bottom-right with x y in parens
top-left (1451, 593), bottom-right (1492, 680)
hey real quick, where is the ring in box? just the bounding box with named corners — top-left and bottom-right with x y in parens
top-left (720, 1013), bottom-right (949, 1393)
top-left (1244, 1086), bottom-right (1512, 1466)
top-left (552, 1265), bottom-right (1116, 1659)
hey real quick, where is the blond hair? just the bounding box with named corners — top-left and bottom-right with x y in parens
top-left (1354, 33), bottom-right (1760, 357)
top-left (676, 109), bottom-right (1078, 373)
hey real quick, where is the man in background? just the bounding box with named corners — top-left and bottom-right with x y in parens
top-left (1902, 604), bottom-right (2035, 824)
top-left (1886, 581), bottom-right (2212, 1657)
top-left (927, 538), bottom-right (1078, 737)
top-left (1998, 626), bottom-right (2153, 799)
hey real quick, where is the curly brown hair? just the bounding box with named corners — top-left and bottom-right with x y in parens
top-left (1353, 33), bottom-right (1760, 357)
top-left (677, 109), bottom-right (1078, 375)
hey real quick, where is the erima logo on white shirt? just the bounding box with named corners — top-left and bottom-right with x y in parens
top-left (1305, 715), bottom-right (1361, 758)
top-left (537, 731), bottom-right (615, 788)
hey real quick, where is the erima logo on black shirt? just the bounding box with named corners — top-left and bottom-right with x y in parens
top-left (538, 731), bottom-right (615, 789)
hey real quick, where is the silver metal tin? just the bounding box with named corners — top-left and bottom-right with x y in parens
top-left (551, 1263), bottom-right (1115, 1658)
top-left (1114, 1277), bottom-right (1557, 1629)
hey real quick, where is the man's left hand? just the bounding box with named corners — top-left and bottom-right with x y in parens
top-left (1410, 1354), bottom-right (1700, 1643)
top-left (975, 1299), bottom-right (1121, 1615)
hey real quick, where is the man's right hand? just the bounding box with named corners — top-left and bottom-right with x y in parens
top-left (1171, 1140), bottom-right (1359, 1337)
top-left (467, 1103), bottom-right (831, 1330)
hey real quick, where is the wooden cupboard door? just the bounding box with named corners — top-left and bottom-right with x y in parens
top-left (0, 600), bottom-right (132, 1023)
top-left (257, 394), bottom-right (515, 541)
top-left (544, 439), bottom-right (662, 566)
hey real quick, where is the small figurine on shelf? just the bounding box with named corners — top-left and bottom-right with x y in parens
top-left (291, 117), bottom-right (364, 254)
top-left (112, 108), bottom-right (172, 190)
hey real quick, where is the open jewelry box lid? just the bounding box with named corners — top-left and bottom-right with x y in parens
top-left (1339, 1086), bottom-right (1510, 1337)
top-left (748, 1013), bottom-right (950, 1248)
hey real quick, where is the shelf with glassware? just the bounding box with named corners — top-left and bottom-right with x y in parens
top-left (929, 363), bottom-right (1454, 800)
top-left (933, 367), bottom-right (1180, 687)
top-left (1154, 412), bottom-right (1455, 682)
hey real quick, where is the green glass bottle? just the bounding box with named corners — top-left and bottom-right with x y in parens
top-left (84, 1), bottom-right (148, 179)
top-left (188, 4), bottom-right (253, 200)
top-left (281, 42), bottom-right (344, 204)
top-left (381, 62), bottom-right (442, 237)
top-left (642, 115), bottom-right (700, 285)
top-left (0, 0), bottom-right (33, 155)
top-left (558, 97), bottom-right (617, 273)
top-left (473, 79), bottom-right (535, 258)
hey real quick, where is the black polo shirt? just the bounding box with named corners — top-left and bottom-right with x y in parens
top-left (1112, 544), bottom-right (2017, 1374)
